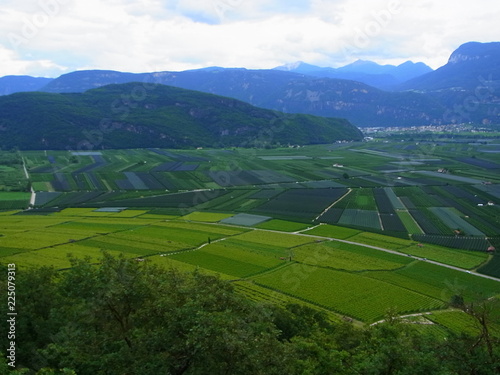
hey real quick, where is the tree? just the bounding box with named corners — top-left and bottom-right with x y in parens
top-left (5, 253), bottom-right (292, 375)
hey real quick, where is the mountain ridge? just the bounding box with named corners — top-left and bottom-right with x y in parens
top-left (2, 41), bottom-right (499, 127)
top-left (30, 68), bottom-right (446, 127)
top-left (0, 83), bottom-right (363, 150)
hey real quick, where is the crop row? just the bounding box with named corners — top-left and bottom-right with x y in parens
top-left (477, 254), bottom-right (500, 278)
top-left (253, 188), bottom-right (348, 221)
top-left (252, 263), bottom-right (443, 322)
top-left (291, 242), bottom-right (412, 272)
top-left (412, 234), bottom-right (491, 251)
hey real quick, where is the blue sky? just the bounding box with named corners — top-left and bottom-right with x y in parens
top-left (1, 0), bottom-right (499, 77)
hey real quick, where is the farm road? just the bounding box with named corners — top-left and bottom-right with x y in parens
top-left (197, 221), bottom-right (500, 283)
top-left (296, 232), bottom-right (500, 283)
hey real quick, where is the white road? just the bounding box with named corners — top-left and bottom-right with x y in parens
top-left (198, 221), bottom-right (500, 283)
top-left (22, 157), bottom-right (36, 207)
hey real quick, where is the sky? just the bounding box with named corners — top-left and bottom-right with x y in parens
top-left (0, 0), bottom-right (499, 77)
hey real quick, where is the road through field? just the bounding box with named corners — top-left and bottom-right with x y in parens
top-left (199, 221), bottom-right (500, 283)
top-left (22, 157), bottom-right (36, 207)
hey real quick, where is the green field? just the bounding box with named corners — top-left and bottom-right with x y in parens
top-left (2, 141), bottom-right (500, 324)
top-left (252, 263), bottom-right (444, 322)
top-left (1, 209), bottom-right (499, 324)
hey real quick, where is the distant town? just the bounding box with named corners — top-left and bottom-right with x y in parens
top-left (362, 124), bottom-right (500, 135)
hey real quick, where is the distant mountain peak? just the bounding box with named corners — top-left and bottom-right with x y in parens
top-left (275, 61), bottom-right (305, 71)
top-left (448, 41), bottom-right (500, 64)
top-left (273, 61), bottom-right (325, 73)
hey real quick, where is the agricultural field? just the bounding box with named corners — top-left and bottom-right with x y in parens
top-left (0, 192), bottom-right (31, 210)
top-left (252, 263), bottom-right (445, 322)
top-left (1, 209), bottom-right (499, 324)
top-left (1, 139), bottom-right (500, 324)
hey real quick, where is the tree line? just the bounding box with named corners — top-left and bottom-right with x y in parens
top-left (1, 253), bottom-right (499, 375)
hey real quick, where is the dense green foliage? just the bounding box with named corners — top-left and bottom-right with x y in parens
top-left (1, 254), bottom-right (500, 374)
top-left (0, 84), bottom-right (362, 150)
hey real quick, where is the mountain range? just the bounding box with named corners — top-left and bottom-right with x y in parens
top-left (0, 83), bottom-right (362, 150)
top-left (274, 60), bottom-right (433, 90)
top-left (0, 41), bottom-right (499, 130)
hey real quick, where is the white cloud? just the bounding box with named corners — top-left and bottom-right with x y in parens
top-left (0, 0), bottom-right (499, 76)
top-left (0, 44), bottom-right (66, 76)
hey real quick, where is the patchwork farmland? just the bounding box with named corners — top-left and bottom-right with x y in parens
top-left (1, 140), bottom-right (500, 325)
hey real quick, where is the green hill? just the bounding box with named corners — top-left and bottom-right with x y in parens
top-left (0, 83), bottom-right (363, 150)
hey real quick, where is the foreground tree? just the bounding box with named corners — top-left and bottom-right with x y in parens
top-left (2, 254), bottom-right (292, 374)
top-left (1, 254), bottom-right (499, 374)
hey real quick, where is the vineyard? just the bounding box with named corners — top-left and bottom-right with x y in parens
top-left (1, 208), bottom-right (499, 324)
top-left (1, 140), bottom-right (500, 324)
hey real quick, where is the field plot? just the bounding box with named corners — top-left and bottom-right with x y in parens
top-left (383, 187), bottom-right (406, 209)
top-left (252, 263), bottom-right (443, 322)
top-left (475, 183), bottom-right (500, 199)
top-left (234, 281), bottom-right (296, 306)
top-left (2, 243), bottom-right (130, 269)
top-left (428, 207), bottom-right (485, 236)
top-left (397, 210), bottom-right (424, 234)
top-left (0, 161), bottom-right (27, 191)
top-left (233, 281), bottom-right (342, 321)
top-left (254, 188), bottom-right (348, 221)
top-left (77, 236), bottom-right (185, 256)
top-left (82, 190), bottom-right (228, 209)
top-left (53, 218), bottom-right (145, 233)
top-left (477, 254), bottom-right (500, 278)
top-left (0, 228), bottom-right (89, 250)
top-left (153, 221), bottom-right (248, 237)
top-left (291, 241), bottom-right (413, 271)
top-left (179, 211), bottom-right (233, 222)
top-left (303, 224), bottom-right (361, 240)
top-left (393, 186), bottom-right (444, 208)
top-left (34, 192), bottom-right (62, 206)
top-left (407, 209), bottom-right (447, 235)
top-left (232, 230), bottom-right (316, 248)
top-left (365, 262), bottom-right (500, 302)
top-left (413, 171), bottom-right (484, 184)
top-left (248, 189), bottom-right (284, 199)
top-left (456, 157), bottom-right (500, 170)
top-left (0, 192), bottom-right (30, 210)
top-left (426, 311), bottom-right (490, 336)
top-left (347, 232), bottom-right (487, 269)
top-left (168, 239), bottom-right (283, 278)
top-left (338, 209), bottom-right (382, 230)
top-left (107, 225), bottom-right (221, 250)
top-left (220, 213), bottom-right (271, 226)
top-left (255, 219), bottom-right (311, 232)
top-left (412, 234), bottom-right (492, 252)
top-left (316, 208), bottom-right (344, 225)
top-left (207, 170), bottom-right (295, 187)
top-left (379, 213), bottom-right (406, 232)
top-left (334, 188), bottom-right (377, 210)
